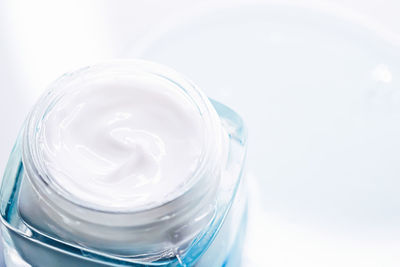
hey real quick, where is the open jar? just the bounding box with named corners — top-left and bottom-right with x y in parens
top-left (1, 60), bottom-right (247, 267)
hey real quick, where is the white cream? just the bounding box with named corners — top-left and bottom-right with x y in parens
top-left (38, 73), bottom-right (205, 211)
top-left (18, 61), bottom-right (230, 260)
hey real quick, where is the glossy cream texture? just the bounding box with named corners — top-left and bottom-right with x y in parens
top-left (38, 74), bottom-right (205, 211)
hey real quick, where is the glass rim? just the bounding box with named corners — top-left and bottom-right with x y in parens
top-left (21, 59), bottom-right (225, 214)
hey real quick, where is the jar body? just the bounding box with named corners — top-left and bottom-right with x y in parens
top-left (0, 100), bottom-right (247, 267)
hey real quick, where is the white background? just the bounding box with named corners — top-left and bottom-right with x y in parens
top-left (1, 1), bottom-right (400, 266)
top-left (1, 0), bottom-right (400, 173)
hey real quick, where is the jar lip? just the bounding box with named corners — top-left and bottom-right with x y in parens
top-left (22, 59), bottom-right (225, 214)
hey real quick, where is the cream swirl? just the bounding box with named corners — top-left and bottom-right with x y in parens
top-left (39, 73), bottom-right (205, 211)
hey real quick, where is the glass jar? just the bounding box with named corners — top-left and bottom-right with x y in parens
top-left (0, 61), bottom-right (247, 267)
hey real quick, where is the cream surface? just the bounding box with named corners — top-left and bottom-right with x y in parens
top-left (39, 74), bottom-right (205, 211)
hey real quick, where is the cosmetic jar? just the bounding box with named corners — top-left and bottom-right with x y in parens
top-left (0, 60), bottom-right (247, 266)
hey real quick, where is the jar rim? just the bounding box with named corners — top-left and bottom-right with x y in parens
top-left (22, 59), bottom-right (225, 214)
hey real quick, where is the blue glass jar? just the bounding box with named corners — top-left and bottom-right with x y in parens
top-left (0, 61), bottom-right (247, 267)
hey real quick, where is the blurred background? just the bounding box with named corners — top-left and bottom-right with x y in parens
top-left (1, 0), bottom-right (400, 266)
